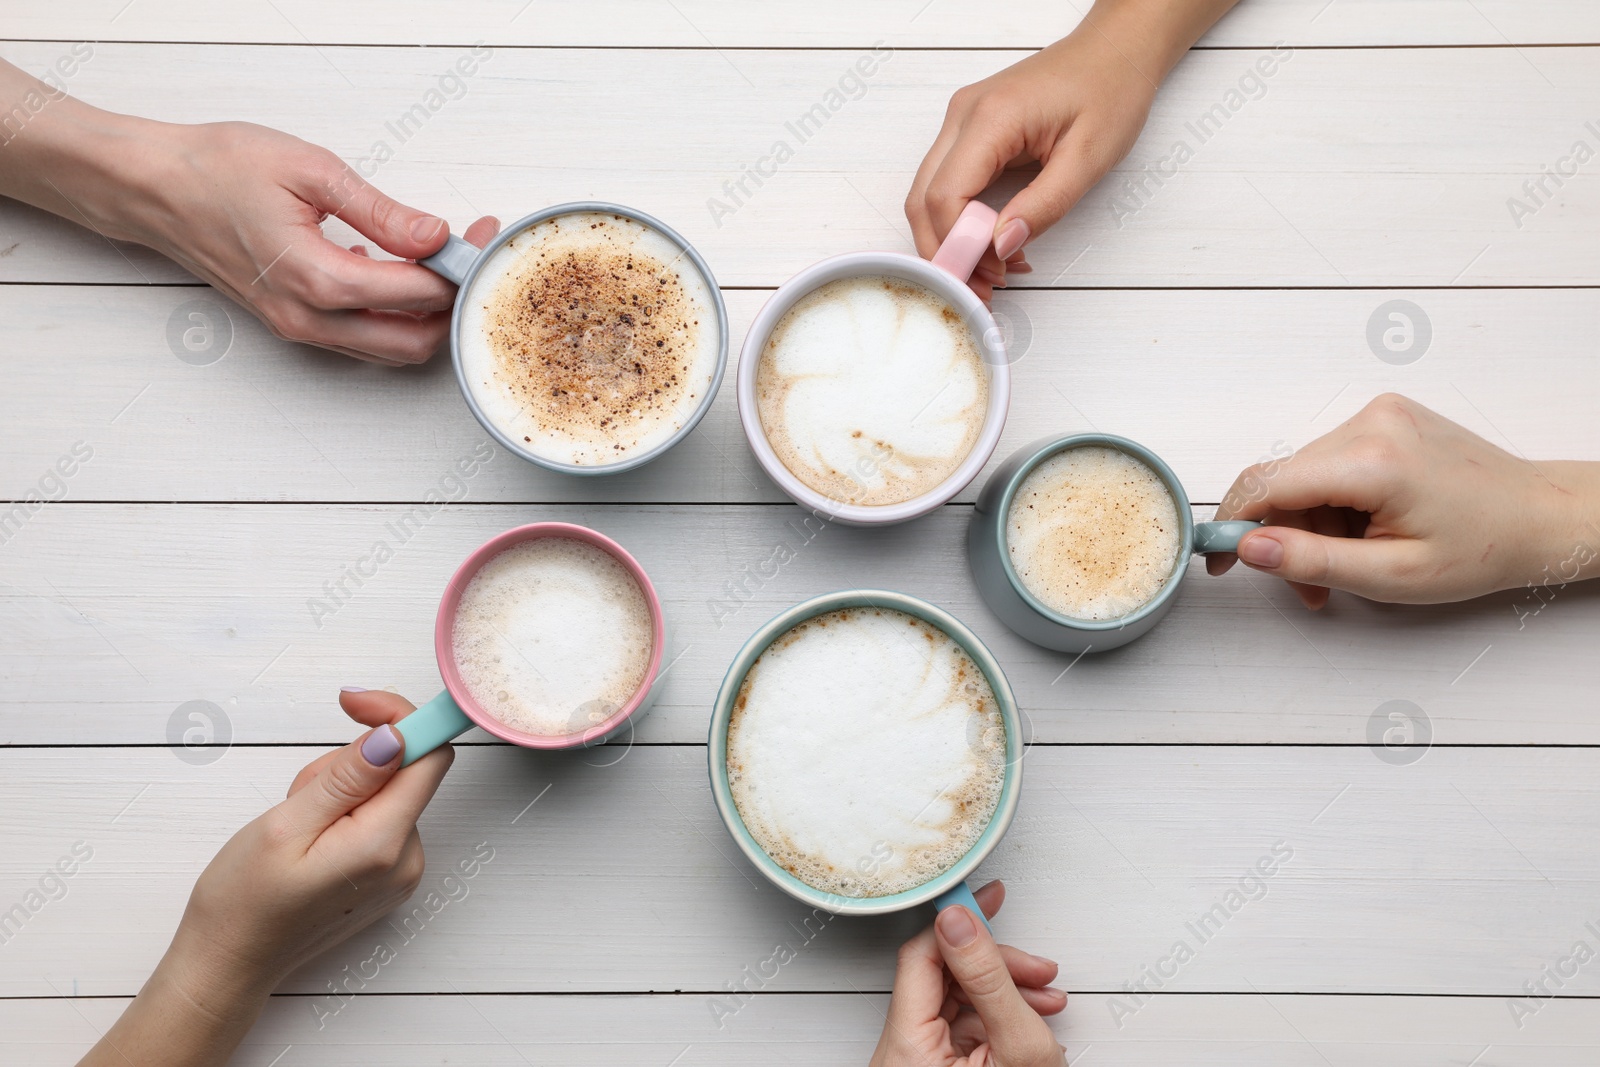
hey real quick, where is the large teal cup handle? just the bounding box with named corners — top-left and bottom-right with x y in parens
top-left (395, 689), bottom-right (475, 767)
top-left (419, 234), bottom-right (481, 287)
top-left (1193, 519), bottom-right (1263, 555)
top-left (933, 881), bottom-right (994, 933)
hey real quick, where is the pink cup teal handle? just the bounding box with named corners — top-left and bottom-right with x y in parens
top-left (931, 201), bottom-right (1000, 282)
top-left (933, 880), bottom-right (994, 932)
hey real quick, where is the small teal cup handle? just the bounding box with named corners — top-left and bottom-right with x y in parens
top-left (419, 234), bottom-right (481, 287)
top-left (394, 689), bottom-right (475, 767)
top-left (1193, 519), bottom-right (1263, 555)
top-left (933, 881), bottom-right (993, 933)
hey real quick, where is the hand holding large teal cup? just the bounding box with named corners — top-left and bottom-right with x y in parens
top-left (969, 433), bottom-right (1261, 654)
top-left (707, 590), bottom-right (1022, 929)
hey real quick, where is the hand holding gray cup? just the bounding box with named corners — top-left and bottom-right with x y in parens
top-left (969, 433), bottom-right (1260, 653)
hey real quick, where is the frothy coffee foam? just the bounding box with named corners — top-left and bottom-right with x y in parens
top-left (1006, 446), bottom-right (1182, 621)
top-left (452, 537), bottom-right (653, 736)
top-left (460, 212), bottom-right (720, 467)
top-left (727, 607), bottom-right (1006, 899)
top-left (756, 276), bottom-right (988, 507)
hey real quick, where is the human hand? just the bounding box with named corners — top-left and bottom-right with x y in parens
top-left (906, 0), bottom-right (1235, 299)
top-left (111, 121), bottom-right (498, 365)
top-left (869, 881), bottom-right (1067, 1067)
top-left (1208, 393), bottom-right (1600, 609)
top-left (162, 689), bottom-right (454, 1004)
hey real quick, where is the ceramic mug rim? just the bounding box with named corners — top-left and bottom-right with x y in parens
top-left (735, 252), bottom-right (1012, 525)
top-left (448, 201), bottom-right (730, 477)
top-left (989, 432), bottom-right (1199, 634)
top-left (706, 589), bottom-right (1023, 916)
top-left (433, 522), bottom-right (666, 749)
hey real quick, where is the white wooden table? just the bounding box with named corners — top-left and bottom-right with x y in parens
top-left (4, 4), bottom-right (1600, 1063)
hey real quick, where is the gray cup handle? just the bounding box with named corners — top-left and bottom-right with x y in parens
top-left (1193, 520), bottom-right (1263, 555)
top-left (419, 234), bottom-right (481, 287)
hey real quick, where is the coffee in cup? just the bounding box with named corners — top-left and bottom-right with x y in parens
top-left (1006, 445), bottom-right (1182, 621)
top-left (451, 535), bottom-right (655, 737)
top-left (755, 275), bottom-right (989, 508)
top-left (457, 211), bottom-right (722, 469)
top-left (725, 605), bottom-right (1006, 898)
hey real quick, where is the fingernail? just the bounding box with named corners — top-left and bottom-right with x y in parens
top-left (993, 218), bottom-right (1030, 261)
top-left (361, 724), bottom-right (402, 766)
top-left (341, 686), bottom-right (368, 693)
top-left (1238, 533), bottom-right (1283, 569)
top-left (974, 265), bottom-right (1006, 288)
top-left (1007, 261), bottom-right (1034, 274)
top-left (937, 906), bottom-right (978, 947)
top-left (410, 215), bottom-right (445, 242)
top-left (1032, 953), bottom-right (1058, 968)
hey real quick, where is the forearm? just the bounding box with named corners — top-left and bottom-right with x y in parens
top-left (0, 57), bottom-right (165, 240)
top-left (79, 940), bottom-right (274, 1067)
top-left (1072, 0), bottom-right (1242, 82)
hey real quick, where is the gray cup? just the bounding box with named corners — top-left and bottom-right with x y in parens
top-left (968, 433), bottom-right (1260, 653)
top-left (420, 202), bottom-right (729, 476)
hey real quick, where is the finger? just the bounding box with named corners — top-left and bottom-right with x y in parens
top-left (295, 165), bottom-right (450, 261)
top-left (338, 688), bottom-right (421, 729)
top-left (349, 245), bottom-right (369, 257)
top-left (462, 215), bottom-right (501, 248)
top-left (287, 306), bottom-right (453, 365)
top-left (1235, 526), bottom-right (1430, 604)
top-left (972, 879), bottom-right (1006, 919)
top-left (287, 241), bottom-right (458, 313)
top-left (954, 983), bottom-right (1068, 1016)
top-left (885, 924), bottom-right (951, 1037)
top-left (925, 121), bottom-right (1023, 254)
top-left (994, 128), bottom-right (1109, 258)
top-left (936, 905), bottom-right (1062, 1065)
top-left (906, 121), bottom-right (964, 259)
top-left (274, 726), bottom-right (408, 836)
top-left (333, 744), bottom-right (456, 852)
top-left (996, 944), bottom-right (1058, 989)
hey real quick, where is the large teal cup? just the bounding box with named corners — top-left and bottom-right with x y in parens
top-left (707, 591), bottom-right (1022, 926)
top-left (969, 433), bottom-right (1260, 654)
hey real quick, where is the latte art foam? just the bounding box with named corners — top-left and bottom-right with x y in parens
top-left (756, 276), bottom-right (988, 507)
top-left (452, 537), bottom-right (653, 736)
top-left (1007, 446), bottom-right (1182, 621)
top-left (460, 212), bottom-right (720, 467)
top-left (727, 608), bottom-right (1006, 898)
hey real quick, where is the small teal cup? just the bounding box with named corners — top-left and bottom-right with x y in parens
top-left (707, 590), bottom-right (1022, 927)
top-left (969, 433), bottom-right (1260, 654)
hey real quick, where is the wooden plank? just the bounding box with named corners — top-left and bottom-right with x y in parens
top-left (3, 286), bottom-right (1597, 506)
top-left (0, 44), bottom-right (1595, 287)
top-left (8, 0), bottom-right (1599, 48)
top-left (10, 991), bottom-right (1600, 1066)
top-left (1, 502), bottom-right (1594, 745)
top-left (2, 746), bottom-right (1599, 998)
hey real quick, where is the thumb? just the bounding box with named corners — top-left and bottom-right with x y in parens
top-left (275, 725), bottom-right (405, 836)
top-left (935, 907), bottom-right (1061, 1064)
top-left (993, 133), bottom-right (1101, 260)
top-left (300, 165), bottom-right (449, 260)
top-left (1235, 527), bottom-right (1427, 602)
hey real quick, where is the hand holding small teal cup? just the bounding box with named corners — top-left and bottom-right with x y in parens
top-left (969, 433), bottom-right (1262, 654)
top-left (392, 522), bottom-right (667, 766)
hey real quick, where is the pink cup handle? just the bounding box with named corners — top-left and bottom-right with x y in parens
top-left (930, 200), bottom-right (1000, 282)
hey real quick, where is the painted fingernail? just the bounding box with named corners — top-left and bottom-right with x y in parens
top-left (341, 686), bottom-right (369, 693)
top-left (993, 218), bottom-right (1030, 261)
top-left (937, 906), bottom-right (978, 947)
top-left (1238, 533), bottom-right (1284, 568)
top-left (361, 724), bottom-right (402, 766)
top-left (410, 215), bottom-right (445, 242)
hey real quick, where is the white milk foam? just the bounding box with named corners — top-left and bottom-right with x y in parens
top-left (1006, 446), bottom-right (1183, 621)
top-left (451, 537), bottom-right (653, 736)
top-left (756, 275), bottom-right (988, 507)
top-left (726, 607), bottom-right (1006, 898)
top-left (459, 212), bottom-right (720, 467)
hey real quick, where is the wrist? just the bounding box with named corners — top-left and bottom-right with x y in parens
top-left (1078, 0), bottom-right (1230, 82)
top-left (1516, 461), bottom-right (1600, 590)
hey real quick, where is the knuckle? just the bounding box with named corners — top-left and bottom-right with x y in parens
top-left (264, 303), bottom-right (315, 344)
top-left (947, 84), bottom-right (980, 115)
top-left (957, 962), bottom-right (1012, 999)
top-left (319, 758), bottom-right (372, 809)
